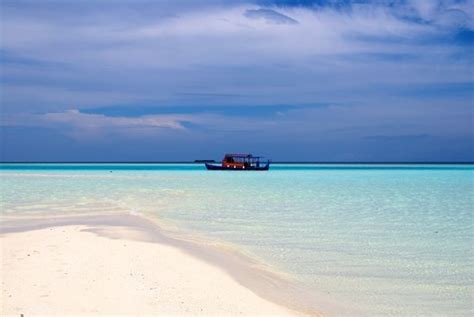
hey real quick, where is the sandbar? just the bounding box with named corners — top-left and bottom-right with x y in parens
top-left (0, 214), bottom-right (320, 316)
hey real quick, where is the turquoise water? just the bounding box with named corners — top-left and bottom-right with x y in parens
top-left (1, 164), bottom-right (473, 316)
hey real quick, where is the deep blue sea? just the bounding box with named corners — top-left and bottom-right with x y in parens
top-left (1, 164), bottom-right (473, 316)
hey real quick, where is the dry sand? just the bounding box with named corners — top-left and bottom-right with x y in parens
top-left (0, 214), bottom-right (314, 316)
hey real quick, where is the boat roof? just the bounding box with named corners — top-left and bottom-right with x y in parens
top-left (224, 153), bottom-right (262, 158)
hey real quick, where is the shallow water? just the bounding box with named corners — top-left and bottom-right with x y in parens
top-left (1, 164), bottom-right (473, 316)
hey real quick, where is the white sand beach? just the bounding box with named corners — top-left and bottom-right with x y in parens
top-left (0, 214), bottom-right (315, 316)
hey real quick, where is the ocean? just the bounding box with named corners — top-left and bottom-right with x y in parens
top-left (1, 164), bottom-right (473, 316)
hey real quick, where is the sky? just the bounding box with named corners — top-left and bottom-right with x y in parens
top-left (0, 0), bottom-right (473, 162)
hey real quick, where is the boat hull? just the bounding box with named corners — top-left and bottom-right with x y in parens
top-left (205, 163), bottom-right (270, 171)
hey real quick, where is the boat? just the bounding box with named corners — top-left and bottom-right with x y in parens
top-left (205, 153), bottom-right (270, 171)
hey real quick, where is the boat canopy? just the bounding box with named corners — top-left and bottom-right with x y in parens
top-left (224, 153), bottom-right (263, 158)
top-left (222, 154), bottom-right (266, 165)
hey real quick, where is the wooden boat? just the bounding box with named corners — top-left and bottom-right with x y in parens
top-left (205, 153), bottom-right (270, 171)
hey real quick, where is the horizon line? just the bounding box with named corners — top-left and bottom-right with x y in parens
top-left (1, 161), bottom-right (473, 164)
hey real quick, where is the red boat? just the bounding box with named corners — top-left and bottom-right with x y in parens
top-left (205, 153), bottom-right (270, 171)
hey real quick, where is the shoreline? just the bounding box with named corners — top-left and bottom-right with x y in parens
top-left (1, 213), bottom-right (326, 316)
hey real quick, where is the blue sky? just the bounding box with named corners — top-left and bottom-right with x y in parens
top-left (0, 0), bottom-right (473, 161)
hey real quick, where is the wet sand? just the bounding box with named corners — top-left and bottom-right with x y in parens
top-left (0, 214), bottom-right (322, 316)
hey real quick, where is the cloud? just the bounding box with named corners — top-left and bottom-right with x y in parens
top-left (403, 0), bottom-right (474, 29)
top-left (1, 109), bottom-right (188, 141)
top-left (1, 107), bottom-right (283, 141)
top-left (2, 0), bottom-right (471, 114)
top-left (364, 134), bottom-right (431, 141)
top-left (0, 0), bottom-right (472, 160)
top-left (244, 8), bottom-right (298, 24)
top-left (0, 2), bottom-right (455, 69)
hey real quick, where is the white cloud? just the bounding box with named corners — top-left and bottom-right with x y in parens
top-left (1, 109), bottom-right (188, 140)
top-left (0, 3), bottom-right (445, 68)
top-left (244, 8), bottom-right (299, 24)
top-left (405, 0), bottom-right (474, 29)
